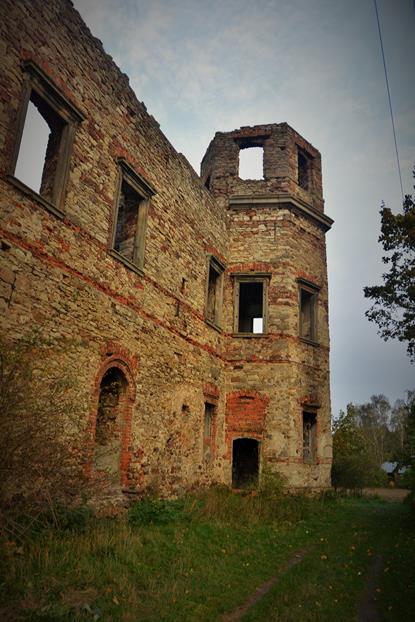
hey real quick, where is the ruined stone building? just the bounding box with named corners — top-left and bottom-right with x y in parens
top-left (0, 0), bottom-right (333, 494)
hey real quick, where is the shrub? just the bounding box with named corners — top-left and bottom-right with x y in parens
top-left (399, 467), bottom-right (415, 490)
top-left (366, 467), bottom-right (389, 487)
top-left (258, 467), bottom-right (285, 499)
top-left (128, 498), bottom-right (188, 526)
top-left (331, 455), bottom-right (368, 490)
top-left (0, 335), bottom-right (91, 537)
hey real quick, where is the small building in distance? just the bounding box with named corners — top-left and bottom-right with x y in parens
top-left (0, 0), bottom-right (334, 496)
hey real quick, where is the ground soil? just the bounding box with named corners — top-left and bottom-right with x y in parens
top-left (222, 547), bottom-right (310, 621)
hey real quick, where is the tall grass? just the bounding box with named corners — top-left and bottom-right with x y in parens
top-left (192, 483), bottom-right (332, 527)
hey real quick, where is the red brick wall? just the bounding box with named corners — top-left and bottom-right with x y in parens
top-left (225, 390), bottom-right (269, 459)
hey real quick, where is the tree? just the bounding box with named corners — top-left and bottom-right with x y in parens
top-left (395, 391), bottom-right (415, 468)
top-left (331, 404), bottom-right (372, 489)
top-left (353, 394), bottom-right (393, 467)
top-left (364, 173), bottom-right (415, 361)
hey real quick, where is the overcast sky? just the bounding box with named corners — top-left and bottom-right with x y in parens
top-left (68, 0), bottom-right (414, 416)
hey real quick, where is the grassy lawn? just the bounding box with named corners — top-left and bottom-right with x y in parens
top-left (0, 490), bottom-right (414, 621)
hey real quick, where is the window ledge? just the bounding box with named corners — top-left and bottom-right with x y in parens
top-left (109, 249), bottom-right (144, 276)
top-left (205, 317), bottom-right (222, 333)
top-left (7, 175), bottom-right (64, 220)
top-left (232, 332), bottom-right (267, 338)
top-left (299, 337), bottom-right (320, 347)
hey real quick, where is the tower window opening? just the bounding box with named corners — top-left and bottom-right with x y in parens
top-left (238, 146), bottom-right (263, 180)
top-left (239, 281), bottom-right (264, 333)
top-left (298, 281), bottom-right (319, 342)
top-left (297, 148), bottom-right (312, 190)
top-left (303, 412), bottom-right (317, 463)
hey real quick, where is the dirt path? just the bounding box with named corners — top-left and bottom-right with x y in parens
top-left (362, 487), bottom-right (410, 502)
top-left (357, 554), bottom-right (384, 622)
top-left (221, 548), bottom-right (309, 622)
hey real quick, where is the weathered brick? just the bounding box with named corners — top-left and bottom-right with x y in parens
top-left (0, 0), bottom-right (333, 495)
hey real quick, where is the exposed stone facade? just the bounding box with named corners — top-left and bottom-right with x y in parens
top-left (0, 0), bottom-right (333, 495)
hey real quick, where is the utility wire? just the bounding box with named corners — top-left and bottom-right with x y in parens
top-left (373, 0), bottom-right (404, 202)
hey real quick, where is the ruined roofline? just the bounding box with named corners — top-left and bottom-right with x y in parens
top-left (60, 0), bottom-right (207, 187)
top-left (201, 122), bottom-right (320, 166)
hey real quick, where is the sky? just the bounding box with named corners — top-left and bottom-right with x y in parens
top-left (39, 0), bottom-right (415, 416)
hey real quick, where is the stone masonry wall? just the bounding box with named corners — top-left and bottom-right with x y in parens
top-left (0, 0), bottom-right (333, 495)
top-left (204, 124), bottom-right (333, 489)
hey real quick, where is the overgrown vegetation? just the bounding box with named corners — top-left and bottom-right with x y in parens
top-left (332, 391), bottom-right (415, 490)
top-left (364, 168), bottom-right (415, 361)
top-left (0, 491), bottom-right (414, 621)
top-left (0, 335), bottom-right (90, 538)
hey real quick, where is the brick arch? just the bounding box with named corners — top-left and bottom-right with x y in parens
top-left (87, 353), bottom-right (136, 487)
top-left (225, 390), bottom-right (269, 459)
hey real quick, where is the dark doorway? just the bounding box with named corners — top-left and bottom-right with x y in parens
top-left (232, 438), bottom-right (259, 488)
top-left (94, 367), bottom-right (128, 477)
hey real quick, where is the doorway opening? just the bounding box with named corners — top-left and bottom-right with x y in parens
top-left (232, 438), bottom-right (260, 488)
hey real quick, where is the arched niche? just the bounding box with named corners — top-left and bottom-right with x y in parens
top-left (93, 366), bottom-right (128, 478)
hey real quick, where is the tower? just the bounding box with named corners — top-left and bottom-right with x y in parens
top-left (202, 123), bottom-right (333, 489)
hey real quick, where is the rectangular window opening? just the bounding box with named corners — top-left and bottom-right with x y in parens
top-left (239, 281), bottom-right (264, 333)
top-left (10, 61), bottom-right (84, 212)
top-left (297, 149), bottom-right (311, 191)
top-left (204, 403), bottom-right (214, 440)
top-left (203, 402), bottom-right (215, 463)
top-left (299, 285), bottom-right (317, 342)
top-left (303, 412), bottom-right (317, 463)
top-left (238, 146), bottom-right (264, 180)
top-left (206, 259), bottom-right (223, 327)
top-left (15, 91), bottom-right (66, 204)
top-left (114, 179), bottom-right (141, 263)
top-left (112, 162), bottom-right (154, 272)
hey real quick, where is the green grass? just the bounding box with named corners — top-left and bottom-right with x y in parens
top-left (0, 490), bottom-right (414, 621)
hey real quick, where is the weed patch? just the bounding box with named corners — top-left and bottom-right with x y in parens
top-left (0, 492), bottom-right (413, 621)
top-left (128, 498), bottom-right (190, 526)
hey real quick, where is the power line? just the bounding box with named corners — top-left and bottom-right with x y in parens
top-left (373, 0), bottom-right (404, 202)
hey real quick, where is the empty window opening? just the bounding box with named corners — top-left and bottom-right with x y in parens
top-left (203, 402), bottom-right (215, 462)
top-left (299, 287), bottom-right (317, 341)
top-left (297, 149), bottom-right (311, 190)
top-left (94, 367), bottom-right (127, 476)
top-left (114, 179), bottom-right (141, 263)
top-left (14, 91), bottom-right (65, 202)
top-left (303, 412), bottom-right (317, 463)
top-left (238, 281), bottom-right (264, 333)
top-left (232, 438), bottom-right (259, 488)
top-left (112, 162), bottom-right (154, 271)
top-left (239, 146), bottom-right (263, 180)
top-left (204, 402), bottom-right (214, 439)
top-left (206, 260), bottom-right (223, 326)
